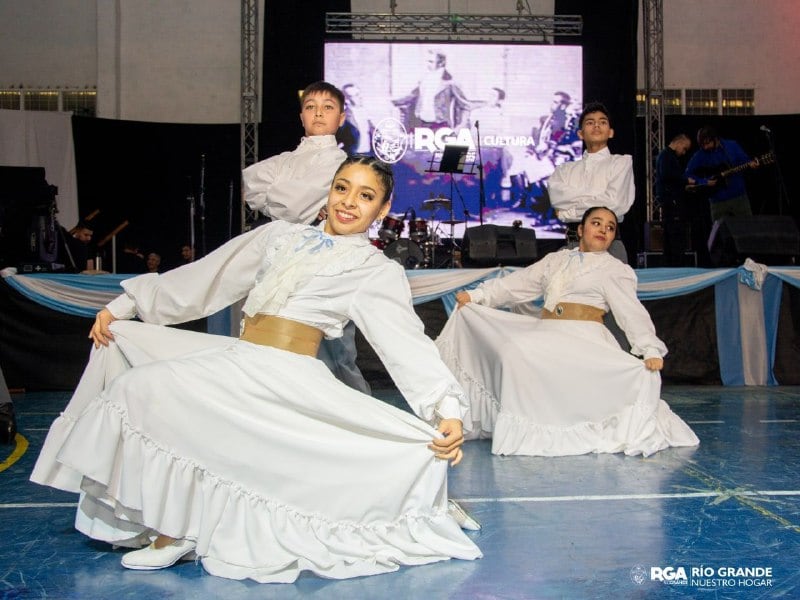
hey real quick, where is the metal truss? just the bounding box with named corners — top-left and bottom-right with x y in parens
top-left (642, 0), bottom-right (664, 223)
top-left (325, 12), bottom-right (582, 42)
top-left (241, 0), bottom-right (259, 231)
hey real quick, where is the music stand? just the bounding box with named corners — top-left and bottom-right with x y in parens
top-left (426, 144), bottom-right (476, 267)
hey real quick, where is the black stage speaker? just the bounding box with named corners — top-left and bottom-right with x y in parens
top-left (462, 224), bottom-right (538, 267)
top-left (0, 166), bottom-right (60, 268)
top-left (644, 221), bottom-right (664, 252)
top-left (708, 215), bottom-right (800, 267)
top-left (646, 220), bottom-right (692, 253)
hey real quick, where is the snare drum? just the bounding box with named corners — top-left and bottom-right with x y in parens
top-left (383, 239), bottom-right (424, 269)
top-left (408, 218), bottom-right (429, 243)
top-left (378, 214), bottom-right (404, 242)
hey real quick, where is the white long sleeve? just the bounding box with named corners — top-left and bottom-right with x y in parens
top-left (242, 135), bottom-right (346, 224)
top-left (467, 249), bottom-right (666, 360)
top-left (467, 264), bottom-right (547, 308)
top-left (600, 267), bottom-right (667, 359)
top-left (349, 261), bottom-right (468, 426)
top-left (106, 224), bottom-right (275, 324)
top-left (547, 147), bottom-right (635, 222)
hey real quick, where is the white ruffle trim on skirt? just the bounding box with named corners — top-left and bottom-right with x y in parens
top-left (68, 398), bottom-right (478, 582)
top-left (436, 304), bottom-right (699, 457)
top-left (489, 393), bottom-right (699, 457)
top-left (31, 321), bottom-right (481, 583)
top-left (436, 337), bottom-right (499, 441)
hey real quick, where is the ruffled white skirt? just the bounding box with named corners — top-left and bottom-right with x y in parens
top-left (435, 304), bottom-right (699, 457)
top-left (31, 321), bottom-right (481, 583)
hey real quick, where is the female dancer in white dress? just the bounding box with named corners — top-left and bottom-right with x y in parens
top-left (31, 156), bottom-right (481, 582)
top-left (436, 206), bottom-right (699, 457)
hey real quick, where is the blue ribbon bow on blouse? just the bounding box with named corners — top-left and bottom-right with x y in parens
top-left (296, 229), bottom-right (334, 254)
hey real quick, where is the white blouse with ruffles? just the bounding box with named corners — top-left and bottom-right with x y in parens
top-left (467, 247), bottom-right (667, 360)
top-left (107, 220), bottom-right (468, 426)
top-left (241, 135), bottom-right (346, 224)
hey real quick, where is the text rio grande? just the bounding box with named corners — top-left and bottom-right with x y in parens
top-left (650, 565), bottom-right (774, 588)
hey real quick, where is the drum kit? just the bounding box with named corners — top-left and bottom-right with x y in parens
top-left (372, 196), bottom-right (464, 269)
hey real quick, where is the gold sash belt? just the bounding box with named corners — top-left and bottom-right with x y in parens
top-left (541, 302), bottom-right (605, 323)
top-left (240, 314), bottom-right (323, 357)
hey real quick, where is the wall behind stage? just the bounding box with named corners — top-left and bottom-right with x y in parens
top-left (61, 2), bottom-right (799, 269)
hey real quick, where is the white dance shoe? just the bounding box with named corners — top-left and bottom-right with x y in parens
top-left (448, 499), bottom-right (481, 531)
top-left (121, 538), bottom-right (197, 570)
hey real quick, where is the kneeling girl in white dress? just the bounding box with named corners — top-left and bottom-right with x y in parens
top-left (436, 206), bottom-right (699, 457)
top-left (31, 155), bottom-right (482, 583)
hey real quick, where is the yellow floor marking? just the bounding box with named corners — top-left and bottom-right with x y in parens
top-left (0, 434), bottom-right (29, 472)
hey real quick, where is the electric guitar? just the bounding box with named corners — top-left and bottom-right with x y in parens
top-left (686, 152), bottom-right (775, 194)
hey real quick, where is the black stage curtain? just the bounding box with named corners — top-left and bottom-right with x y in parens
top-left (0, 279), bottom-right (208, 391)
top-left (555, 0), bottom-right (638, 155)
top-left (644, 286), bottom-right (721, 384)
top-left (71, 117), bottom-right (241, 265)
top-left (556, 0), bottom-right (640, 257)
top-left (775, 283), bottom-right (800, 384)
top-left (260, 0), bottom-right (350, 160)
top-left (0, 279), bottom-right (92, 391)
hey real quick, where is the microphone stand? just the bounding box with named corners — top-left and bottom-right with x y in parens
top-left (227, 180), bottom-right (234, 241)
top-left (762, 128), bottom-right (790, 216)
top-left (198, 154), bottom-right (207, 257)
top-left (188, 192), bottom-right (196, 258)
top-left (475, 120), bottom-right (486, 226)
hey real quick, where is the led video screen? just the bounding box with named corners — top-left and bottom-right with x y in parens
top-left (325, 41), bottom-right (583, 242)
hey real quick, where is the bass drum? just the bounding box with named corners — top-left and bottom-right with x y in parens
top-left (408, 217), bottom-right (429, 243)
top-left (383, 239), bottom-right (424, 269)
top-left (377, 214), bottom-right (405, 242)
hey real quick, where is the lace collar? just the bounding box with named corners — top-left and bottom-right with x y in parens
top-left (242, 222), bottom-right (378, 317)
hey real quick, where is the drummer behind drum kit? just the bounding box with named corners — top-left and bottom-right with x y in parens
top-left (372, 196), bottom-right (464, 269)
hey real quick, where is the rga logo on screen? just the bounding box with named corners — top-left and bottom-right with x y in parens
top-left (372, 118), bottom-right (410, 164)
top-left (372, 119), bottom-right (478, 163)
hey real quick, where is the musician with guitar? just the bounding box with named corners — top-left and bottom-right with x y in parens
top-left (684, 126), bottom-right (764, 222)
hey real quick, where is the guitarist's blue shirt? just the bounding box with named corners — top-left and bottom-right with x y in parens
top-left (684, 138), bottom-right (751, 203)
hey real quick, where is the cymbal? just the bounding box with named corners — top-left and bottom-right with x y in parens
top-left (422, 197), bottom-right (452, 209)
top-left (440, 219), bottom-right (465, 225)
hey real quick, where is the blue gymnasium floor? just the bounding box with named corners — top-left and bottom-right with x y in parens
top-left (2, 386), bottom-right (798, 599)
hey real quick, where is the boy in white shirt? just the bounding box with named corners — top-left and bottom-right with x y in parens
top-left (547, 102), bottom-right (634, 262)
top-left (243, 81), bottom-right (347, 225)
top-left (242, 82), bottom-right (370, 394)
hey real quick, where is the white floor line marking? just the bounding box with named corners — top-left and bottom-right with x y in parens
top-left (0, 503), bottom-right (78, 508)
top-left (454, 490), bottom-right (800, 503)
top-left (3, 491), bottom-right (798, 510)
